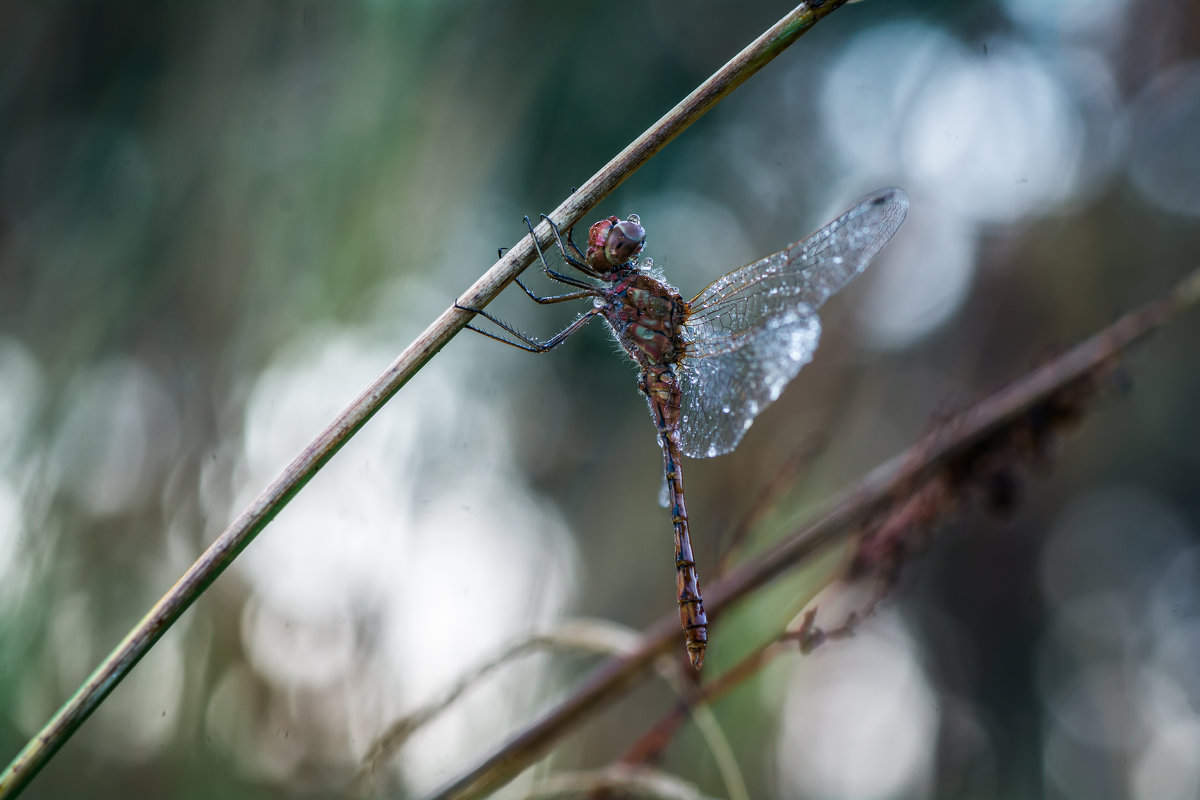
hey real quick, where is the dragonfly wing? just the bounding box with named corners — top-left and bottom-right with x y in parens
top-left (677, 188), bottom-right (908, 459)
top-left (678, 308), bottom-right (822, 458)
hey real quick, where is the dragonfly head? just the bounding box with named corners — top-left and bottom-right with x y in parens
top-left (586, 214), bottom-right (645, 272)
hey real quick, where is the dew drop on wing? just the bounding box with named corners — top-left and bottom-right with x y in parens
top-left (658, 475), bottom-right (670, 508)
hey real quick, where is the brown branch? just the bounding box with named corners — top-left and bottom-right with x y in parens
top-left (0, 2), bottom-right (856, 797)
top-left (419, 266), bottom-right (1200, 800)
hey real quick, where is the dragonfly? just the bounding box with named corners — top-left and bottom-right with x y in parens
top-left (458, 188), bottom-right (908, 668)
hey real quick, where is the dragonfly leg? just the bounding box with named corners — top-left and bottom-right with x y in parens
top-left (524, 216), bottom-right (598, 288)
top-left (559, 188), bottom-right (588, 263)
top-left (455, 302), bottom-right (600, 353)
top-left (512, 277), bottom-right (598, 305)
top-left (538, 213), bottom-right (594, 275)
top-left (565, 223), bottom-right (587, 264)
top-left (497, 219), bottom-right (594, 293)
top-left (500, 235), bottom-right (596, 303)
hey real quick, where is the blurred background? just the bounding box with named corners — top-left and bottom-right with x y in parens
top-left (2, 1), bottom-right (1200, 798)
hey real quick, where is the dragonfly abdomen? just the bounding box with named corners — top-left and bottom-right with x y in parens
top-left (640, 367), bottom-right (709, 669)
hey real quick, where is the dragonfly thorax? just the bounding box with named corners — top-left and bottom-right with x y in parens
top-left (600, 272), bottom-right (688, 369)
top-left (586, 214), bottom-right (645, 275)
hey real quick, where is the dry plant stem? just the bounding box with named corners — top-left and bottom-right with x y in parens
top-left (0, 3), bottom-right (854, 797)
top-left (422, 266), bottom-right (1200, 800)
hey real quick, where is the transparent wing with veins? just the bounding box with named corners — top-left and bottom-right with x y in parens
top-left (676, 188), bottom-right (909, 459)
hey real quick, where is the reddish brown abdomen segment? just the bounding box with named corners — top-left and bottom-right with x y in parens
top-left (641, 368), bottom-right (708, 668)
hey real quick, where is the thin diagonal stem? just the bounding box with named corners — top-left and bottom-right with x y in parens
top-left (0, 2), bottom-right (853, 796)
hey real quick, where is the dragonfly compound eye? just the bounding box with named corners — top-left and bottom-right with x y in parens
top-left (605, 219), bottom-right (646, 265)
